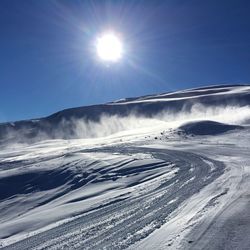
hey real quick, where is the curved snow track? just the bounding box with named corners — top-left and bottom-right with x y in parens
top-left (1, 146), bottom-right (224, 250)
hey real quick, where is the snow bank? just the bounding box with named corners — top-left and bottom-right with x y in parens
top-left (178, 120), bottom-right (243, 136)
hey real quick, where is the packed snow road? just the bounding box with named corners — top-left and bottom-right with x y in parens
top-left (1, 144), bottom-right (224, 250)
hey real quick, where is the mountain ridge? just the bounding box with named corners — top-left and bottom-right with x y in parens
top-left (1, 84), bottom-right (250, 144)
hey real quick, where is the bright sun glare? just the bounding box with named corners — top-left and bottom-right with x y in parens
top-left (96, 32), bottom-right (123, 62)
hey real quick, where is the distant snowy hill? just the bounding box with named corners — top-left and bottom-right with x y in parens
top-left (0, 84), bottom-right (250, 144)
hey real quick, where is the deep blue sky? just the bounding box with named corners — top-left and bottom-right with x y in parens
top-left (1, 0), bottom-right (250, 122)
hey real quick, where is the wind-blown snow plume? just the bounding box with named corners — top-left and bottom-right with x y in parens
top-left (58, 104), bottom-right (250, 139)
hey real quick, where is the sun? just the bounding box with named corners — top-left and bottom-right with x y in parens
top-left (96, 32), bottom-right (123, 62)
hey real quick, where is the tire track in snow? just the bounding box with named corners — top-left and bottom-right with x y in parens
top-left (2, 147), bottom-right (224, 250)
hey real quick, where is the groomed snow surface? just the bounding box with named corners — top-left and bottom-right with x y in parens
top-left (1, 85), bottom-right (250, 249)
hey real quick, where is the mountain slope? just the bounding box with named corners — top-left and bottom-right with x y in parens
top-left (0, 84), bottom-right (250, 144)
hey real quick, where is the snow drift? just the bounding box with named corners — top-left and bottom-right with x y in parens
top-left (178, 120), bottom-right (243, 136)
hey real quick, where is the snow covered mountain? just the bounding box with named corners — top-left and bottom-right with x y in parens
top-left (1, 84), bottom-right (250, 144)
top-left (1, 84), bottom-right (250, 249)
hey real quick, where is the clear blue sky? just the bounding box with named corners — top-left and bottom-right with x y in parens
top-left (1, 0), bottom-right (250, 122)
